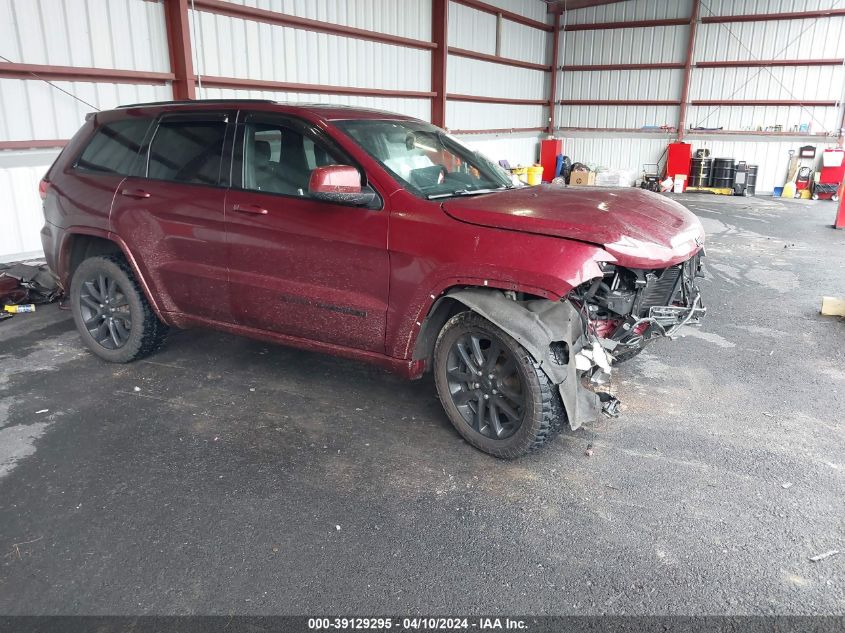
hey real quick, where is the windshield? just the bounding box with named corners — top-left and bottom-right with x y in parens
top-left (334, 119), bottom-right (515, 199)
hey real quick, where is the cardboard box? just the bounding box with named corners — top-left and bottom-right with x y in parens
top-left (673, 174), bottom-right (687, 193)
top-left (570, 171), bottom-right (595, 186)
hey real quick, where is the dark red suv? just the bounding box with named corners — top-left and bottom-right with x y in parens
top-left (40, 100), bottom-right (705, 458)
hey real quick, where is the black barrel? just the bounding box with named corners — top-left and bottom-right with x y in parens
top-left (712, 158), bottom-right (735, 189)
top-left (745, 165), bottom-right (758, 196)
top-left (689, 157), bottom-right (713, 187)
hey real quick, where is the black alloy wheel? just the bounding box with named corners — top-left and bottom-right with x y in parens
top-left (78, 272), bottom-right (132, 349)
top-left (445, 331), bottom-right (525, 440)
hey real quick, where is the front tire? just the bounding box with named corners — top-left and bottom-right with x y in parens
top-left (70, 254), bottom-right (168, 363)
top-left (433, 312), bottom-right (565, 459)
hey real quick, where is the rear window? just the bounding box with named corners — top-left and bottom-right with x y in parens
top-left (75, 118), bottom-right (151, 175)
top-left (147, 120), bottom-right (227, 186)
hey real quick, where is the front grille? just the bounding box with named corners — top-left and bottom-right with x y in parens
top-left (639, 266), bottom-right (681, 312)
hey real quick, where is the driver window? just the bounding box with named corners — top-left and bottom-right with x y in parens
top-left (242, 122), bottom-right (349, 197)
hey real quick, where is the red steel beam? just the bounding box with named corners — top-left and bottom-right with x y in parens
top-left (561, 62), bottom-right (686, 71)
top-left (164, 0), bottom-right (195, 100)
top-left (557, 127), bottom-right (676, 133)
top-left (559, 99), bottom-right (681, 106)
top-left (696, 58), bottom-right (845, 68)
top-left (678, 0), bottom-right (700, 141)
top-left (450, 127), bottom-right (546, 135)
top-left (563, 18), bottom-right (689, 31)
top-left (450, 94), bottom-right (547, 106)
top-left (431, 0), bottom-right (448, 128)
top-left (451, 0), bottom-right (552, 32)
top-left (0, 139), bottom-right (69, 150)
top-left (193, 0), bottom-right (436, 50)
top-left (835, 182), bottom-right (845, 229)
top-left (701, 9), bottom-right (845, 23)
top-left (200, 76), bottom-right (435, 99)
top-left (691, 99), bottom-right (839, 106)
top-left (448, 47), bottom-right (551, 72)
top-left (547, 13), bottom-right (560, 134)
top-left (0, 62), bottom-right (174, 85)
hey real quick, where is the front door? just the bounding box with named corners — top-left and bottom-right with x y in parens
top-left (225, 112), bottom-right (389, 353)
top-left (110, 111), bottom-right (234, 322)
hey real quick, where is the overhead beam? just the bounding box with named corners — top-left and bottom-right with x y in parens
top-left (451, 0), bottom-right (552, 32)
top-left (559, 99), bottom-right (681, 106)
top-left (0, 62), bottom-right (174, 85)
top-left (563, 18), bottom-right (689, 31)
top-left (192, 0), bottom-right (436, 50)
top-left (200, 76), bottom-right (435, 99)
top-left (164, 0), bottom-right (195, 99)
top-left (677, 0), bottom-right (700, 141)
top-left (0, 139), bottom-right (69, 150)
top-left (696, 58), bottom-right (845, 68)
top-left (449, 94), bottom-right (547, 106)
top-left (690, 99), bottom-right (840, 106)
top-left (448, 47), bottom-right (551, 72)
top-left (701, 9), bottom-right (845, 23)
top-left (561, 62), bottom-right (685, 71)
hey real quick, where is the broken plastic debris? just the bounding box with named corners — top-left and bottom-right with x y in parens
top-left (808, 550), bottom-right (839, 562)
top-left (133, 386), bottom-right (141, 392)
top-left (335, 525), bottom-right (341, 531)
top-left (781, 482), bottom-right (793, 489)
top-left (35, 409), bottom-right (48, 414)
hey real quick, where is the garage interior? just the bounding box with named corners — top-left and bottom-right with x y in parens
top-left (1, 0), bottom-right (845, 622)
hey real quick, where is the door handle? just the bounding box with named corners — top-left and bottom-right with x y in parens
top-left (120, 188), bottom-right (151, 199)
top-left (232, 203), bottom-right (269, 215)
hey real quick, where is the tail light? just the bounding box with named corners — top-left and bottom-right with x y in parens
top-left (39, 178), bottom-right (50, 200)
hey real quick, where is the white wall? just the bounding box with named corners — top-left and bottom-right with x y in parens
top-left (555, 0), bottom-right (845, 194)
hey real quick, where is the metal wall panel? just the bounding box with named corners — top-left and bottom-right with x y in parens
top-left (561, 0), bottom-right (692, 25)
top-left (559, 135), bottom-right (670, 170)
top-left (561, 25), bottom-right (690, 65)
top-left (220, 0), bottom-right (433, 40)
top-left (0, 0), bottom-right (169, 71)
top-left (0, 156), bottom-right (59, 261)
top-left (499, 20), bottom-right (549, 64)
top-left (446, 101), bottom-right (547, 130)
top-left (558, 105), bottom-right (680, 129)
top-left (694, 17), bottom-right (845, 60)
top-left (561, 69), bottom-right (684, 100)
top-left (0, 79), bottom-right (172, 141)
top-left (447, 1), bottom-right (497, 54)
top-left (198, 86), bottom-right (431, 120)
top-left (447, 56), bottom-right (547, 99)
top-left (191, 10), bottom-right (431, 91)
top-left (482, 0), bottom-right (550, 23)
top-left (457, 133), bottom-right (542, 166)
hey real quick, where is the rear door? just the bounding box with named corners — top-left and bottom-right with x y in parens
top-left (110, 111), bottom-right (234, 322)
top-left (225, 112), bottom-right (390, 353)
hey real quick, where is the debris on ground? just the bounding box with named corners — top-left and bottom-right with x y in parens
top-left (585, 443), bottom-right (594, 457)
top-left (808, 550), bottom-right (839, 562)
top-left (0, 262), bottom-right (60, 321)
top-left (820, 297), bottom-right (845, 317)
top-left (781, 482), bottom-right (793, 489)
top-left (35, 409), bottom-right (48, 414)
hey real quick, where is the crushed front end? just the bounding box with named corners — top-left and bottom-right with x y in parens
top-left (570, 250), bottom-right (707, 364)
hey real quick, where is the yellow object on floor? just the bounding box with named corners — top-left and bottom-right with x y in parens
top-left (782, 182), bottom-right (796, 198)
top-left (4, 304), bottom-right (35, 313)
top-left (526, 164), bottom-right (544, 186)
top-left (800, 189), bottom-right (812, 199)
top-left (821, 297), bottom-right (845, 316)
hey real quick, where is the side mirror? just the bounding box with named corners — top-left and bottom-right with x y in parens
top-left (309, 165), bottom-right (376, 207)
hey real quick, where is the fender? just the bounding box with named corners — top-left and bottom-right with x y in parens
top-left (439, 288), bottom-right (602, 430)
top-left (57, 227), bottom-right (170, 324)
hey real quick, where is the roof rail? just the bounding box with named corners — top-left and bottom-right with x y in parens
top-left (118, 99), bottom-right (277, 108)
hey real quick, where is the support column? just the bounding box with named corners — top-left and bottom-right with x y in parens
top-left (548, 12), bottom-right (560, 134)
top-left (431, 0), bottom-right (448, 128)
top-left (677, 0), bottom-right (700, 140)
top-left (164, 0), bottom-right (196, 100)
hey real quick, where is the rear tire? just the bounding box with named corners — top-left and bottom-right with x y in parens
top-left (433, 312), bottom-right (565, 459)
top-left (70, 254), bottom-right (168, 363)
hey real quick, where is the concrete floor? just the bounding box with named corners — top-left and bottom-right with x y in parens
top-left (0, 195), bottom-right (843, 616)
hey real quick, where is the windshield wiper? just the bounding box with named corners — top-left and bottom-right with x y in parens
top-left (426, 187), bottom-right (507, 200)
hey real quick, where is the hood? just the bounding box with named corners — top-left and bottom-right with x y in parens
top-left (442, 185), bottom-right (705, 269)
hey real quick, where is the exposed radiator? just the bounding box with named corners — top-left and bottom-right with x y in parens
top-left (639, 266), bottom-right (682, 311)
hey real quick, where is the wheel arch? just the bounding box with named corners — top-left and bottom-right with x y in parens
top-left (59, 229), bottom-right (167, 323)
